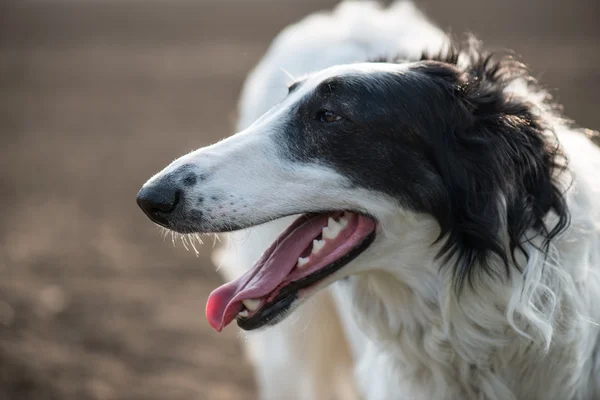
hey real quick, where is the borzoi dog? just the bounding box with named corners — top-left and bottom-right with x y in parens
top-left (137, 2), bottom-right (600, 399)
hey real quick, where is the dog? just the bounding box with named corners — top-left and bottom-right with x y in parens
top-left (137, 1), bottom-right (600, 399)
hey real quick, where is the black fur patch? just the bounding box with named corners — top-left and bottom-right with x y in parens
top-left (277, 38), bottom-right (570, 290)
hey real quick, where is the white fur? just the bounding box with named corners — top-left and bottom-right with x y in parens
top-left (204, 1), bottom-right (600, 399)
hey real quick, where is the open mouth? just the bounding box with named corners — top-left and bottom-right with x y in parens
top-left (205, 212), bottom-right (377, 331)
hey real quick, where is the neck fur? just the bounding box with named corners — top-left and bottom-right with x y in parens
top-left (339, 214), bottom-right (598, 400)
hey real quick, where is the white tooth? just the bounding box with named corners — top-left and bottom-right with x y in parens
top-left (322, 226), bottom-right (336, 240)
top-left (312, 239), bottom-right (325, 254)
top-left (323, 218), bottom-right (343, 239)
top-left (328, 217), bottom-right (341, 230)
top-left (328, 217), bottom-right (347, 237)
top-left (242, 299), bottom-right (261, 312)
top-left (297, 257), bottom-right (310, 268)
top-left (238, 310), bottom-right (249, 318)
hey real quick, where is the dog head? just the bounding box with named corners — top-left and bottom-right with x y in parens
top-left (137, 42), bottom-right (568, 332)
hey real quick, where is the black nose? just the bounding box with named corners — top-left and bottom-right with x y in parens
top-left (136, 184), bottom-right (181, 226)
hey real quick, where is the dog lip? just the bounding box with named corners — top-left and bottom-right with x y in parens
top-left (165, 208), bottom-right (377, 235)
top-left (236, 292), bottom-right (298, 331)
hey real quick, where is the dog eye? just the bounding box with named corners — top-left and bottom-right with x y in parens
top-left (316, 110), bottom-right (342, 123)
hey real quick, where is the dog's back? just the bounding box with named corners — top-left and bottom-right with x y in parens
top-left (211, 2), bottom-right (446, 398)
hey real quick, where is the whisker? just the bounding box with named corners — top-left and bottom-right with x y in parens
top-left (279, 66), bottom-right (295, 83)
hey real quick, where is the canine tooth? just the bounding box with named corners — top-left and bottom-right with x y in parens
top-left (312, 239), bottom-right (325, 254)
top-left (323, 218), bottom-right (343, 239)
top-left (327, 217), bottom-right (340, 229)
top-left (242, 299), bottom-right (261, 312)
top-left (297, 257), bottom-right (310, 268)
top-left (238, 309), bottom-right (249, 318)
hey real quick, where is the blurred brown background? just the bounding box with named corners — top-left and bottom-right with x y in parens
top-left (0, 0), bottom-right (598, 399)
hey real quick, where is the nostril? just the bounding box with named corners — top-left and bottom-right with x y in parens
top-left (171, 190), bottom-right (182, 211)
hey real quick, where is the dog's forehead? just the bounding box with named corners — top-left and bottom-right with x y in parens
top-left (247, 62), bottom-right (413, 130)
top-left (294, 62), bottom-right (413, 97)
top-left (313, 62), bottom-right (411, 83)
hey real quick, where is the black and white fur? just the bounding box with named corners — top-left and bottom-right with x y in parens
top-left (138, 2), bottom-right (600, 399)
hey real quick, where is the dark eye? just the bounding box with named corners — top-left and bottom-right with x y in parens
top-left (316, 109), bottom-right (342, 123)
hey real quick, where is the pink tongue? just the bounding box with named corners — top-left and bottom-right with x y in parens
top-left (205, 214), bottom-right (332, 332)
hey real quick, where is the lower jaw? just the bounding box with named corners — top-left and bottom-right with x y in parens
top-left (236, 229), bottom-right (376, 331)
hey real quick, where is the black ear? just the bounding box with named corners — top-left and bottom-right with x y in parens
top-left (421, 45), bottom-right (570, 290)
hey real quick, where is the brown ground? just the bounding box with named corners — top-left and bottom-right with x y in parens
top-left (0, 0), bottom-right (598, 399)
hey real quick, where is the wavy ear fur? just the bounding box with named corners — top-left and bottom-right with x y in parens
top-left (416, 40), bottom-right (570, 290)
